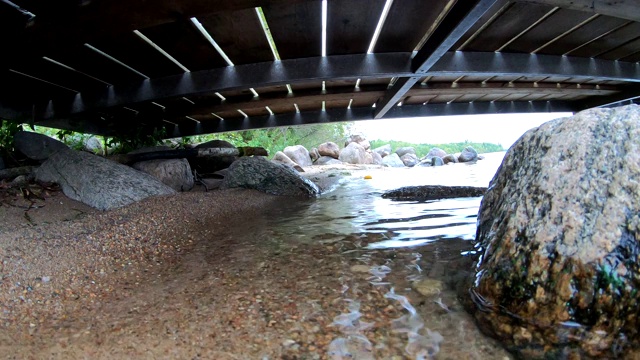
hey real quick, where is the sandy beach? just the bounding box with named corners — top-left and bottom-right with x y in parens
top-left (0, 165), bottom-right (510, 359)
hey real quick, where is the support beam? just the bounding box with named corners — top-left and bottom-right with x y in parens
top-left (374, 0), bottom-right (499, 119)
top-left (159, 100), bottom-right (577, 138)
top-left (522, 0), bottom-right (640, 23)
top-left (177, 82), bottom-right (613, 118)
top-left (575, 85), bottom-right (640, 110)
top-left (32, 52), bottom-right (639, 122)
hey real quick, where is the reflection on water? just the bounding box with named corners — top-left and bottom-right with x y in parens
top-left (250, 152), bottom-right (514, 358)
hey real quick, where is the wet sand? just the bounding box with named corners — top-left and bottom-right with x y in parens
top-left (0, 166), bottom-right (512, 359)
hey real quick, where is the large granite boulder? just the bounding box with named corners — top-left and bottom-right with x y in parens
top-left (339, 142), bottom-right (367, 164)
top-left (272, 151), bottom-right (297, 167)
top-left (191, 140), bottom-right (237, 175)
top-left (458, 146), bottom-right (478, 162)
top-left (400, 153), bottom-right (419, 167)
top-left (373, 144), bottom-right (391, 158)
top-left (132, 159), bottom-right (194, 192)
top-left (14, 131), bottom-right (68, 161)
top-left (315, 156), bottom-right (342, 165)
top-left (442, 154), bottom-right (458, 164)
top-left (381, 153), bottom-right (405, 167)
top-left (344, 134), bottom-right (370, 150)
top-left (283, 145), bottom-right (312, 167)
top-left (318, 142), bottom-right (340, 159)
top-left (83, 136), bottom-right (104, 155)
top-left (425, 147), bottom-right (447, 159)
top-left (395, 147), bottom-right (416, 158)
top-left (370, 151), bottom-right (383, 165)
top-left (466, 105), bottom-right (640, 359)
top-left (221, 156), bottom-right (319, 197)
top-left (35, 148), bottom-right (176, 210)
top-left (310, 148), bottom-right (320, 162)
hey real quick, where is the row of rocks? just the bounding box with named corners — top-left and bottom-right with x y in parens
top-left (11, 131), bottom-right (319, 210)
top-left (273, 134), bottom-right (482, 169)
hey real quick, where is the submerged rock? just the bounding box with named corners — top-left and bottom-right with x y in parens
top-left (382, 185), bottom-right (486, 201)
top-left (221, 156), bottom-right (319, 197)
top-left (467, 105), bottom-right (640, 359)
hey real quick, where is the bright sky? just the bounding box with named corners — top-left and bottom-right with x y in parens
top-left (351, 112), bottom-right (573, 148)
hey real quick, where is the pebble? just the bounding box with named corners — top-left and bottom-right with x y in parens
top-left (412, 278), bottom-right (443, 296)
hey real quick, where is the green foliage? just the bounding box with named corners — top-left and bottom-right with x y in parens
top-left (0, 119), bottom-right (22, 157)
top-left (178, 123), bottom-right (349, 157)
top-left (106, 127), bottom-right (167, 154)
top-left (368, 139), bottom-right (504, 157)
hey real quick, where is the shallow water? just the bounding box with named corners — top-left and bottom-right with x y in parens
top-left (237, 152), bottom-right (513, 359)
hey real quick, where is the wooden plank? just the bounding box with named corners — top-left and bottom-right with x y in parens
top-left (326, 0), bottom-right (386, 55)
top-left (9, 57), bottom-right (109, 93)
top-left (536, 16), bottom-right (629, 55)
top-left (89, 32), bottom-right (185, 78)
top-left (262, 2), bottom-right (322, 59)
top-left (464, 3), bottom-right (557, 51)
top-left (453, 0), bottom-right (511, 50)
top-left (502, 9), bottom-right (595, 53)
top-left (569, 22), bottom-right (640, 57)
top-left (597, 38), bottom-right (640, 61)
top-left (45, 45), bottom-right (149, 85)
top-left (523, 0), bottom-right (640, 23)
top-left (138, 20), bottom-right (228, 71)
top-left (197, 8), bottom-right (275, 65)
top-left (375, 0), bottom-right (453, 52)
top-left (620, 51), bottom-right (640, 63)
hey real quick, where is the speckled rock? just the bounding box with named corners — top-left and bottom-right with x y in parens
top-left (382, 185), bottom-right (486, 201)
top-left (370, 151), bottom-right (383, 165)
top-left (443, 154), bottom-right (458, 164)
top-left (344, 134), bottom-right (370, 150)
top-left (132, 159), bottom-right (194, 192)
top-left (191, 140), bottom-right (237, 175)
top-left (382, 153), bottom-right (405, 168)
top-left (425, 147), bottom-right (447, 160)
top-left (413, 278), bottom-right (443, 297)
top-left (339, 142), bottom-right (367, 164)
top-left (310, 148), bottom-right (320, 162)
top-left (284, 145), bottom-right (313, 167)
top-left (318, 142), bottom-right (340, 159)
top-left (395, 147), bottom-right (416, 158)
top-left (467, 105), bottom-right (640, 359)
top-left (373, 144), bottom-right (391, 158)
top-left (35, 148), bottom-right (176, 210)
top-left (400, 153), bottom-right (418, 167)
top-left (457, 146), bottom-right (478, 162)
top-left (431, 156), bottom-right (444, 166)
top-left (14, 131), bottom-right (68, 161)
top-left (221, 156), bottom-right (319, 197)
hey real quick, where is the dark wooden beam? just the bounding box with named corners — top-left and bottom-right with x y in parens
top-left (174, 82), bottom-right (614, 117)
top-left (522, 0), bottom-right (640, 23)
top-left (374, 0), bottom-right (500, 119)
top-left (160, 100), bottom-right (577, 138)
top-left (575, 85), bottom-right (640, 110)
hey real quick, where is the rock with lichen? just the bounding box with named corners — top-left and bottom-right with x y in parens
top-left (466, 105), bottom-right (640, 359)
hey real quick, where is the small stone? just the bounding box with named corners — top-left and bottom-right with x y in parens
top-left (350, 265), bottom-right (370, 273)
top-left (412, 278), bottom-right (443, 297)
top-left (282, 339), bottom-right (296, 347)
top-left (41, 276), bottom-right (51, 283)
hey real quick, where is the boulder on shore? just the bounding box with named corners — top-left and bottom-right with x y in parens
top-left (191, 140), bottom-right (237, 175)
top-left (344, 134), bottom-right (370, 150)
top-left (339, 142), bottom-right (367, 164)
top-left (221, 156), bottom-right (319, 197)
top-left (318, 142), bottom-right (340, 159)
top-left (466, 105), bottom-right (640, 359)
top-left (395, 147), bottom-right (416, 158)
top-left (458, 146), bottom-right (478, 162)
top-left (284, 145), bottom-right (312, 167)
top-left (14, 131), bottom-right (68, 161)
top-left (132, 159), bottom-right (194, 192)
top-left (400, 153), bottom-right (418, 167)
top-left (373, 144), bottom-right (391, 158)
top-left (381, 153), bottom-right (405, 168)
top-left (425, 147), bottom-right (447, 160)
top-left (442, 154), bottom-right (458, 164)
top-left (315, 156), bottom-right (342, 165)
top-left (35, 148), bottom-right (176, 210)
